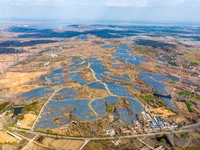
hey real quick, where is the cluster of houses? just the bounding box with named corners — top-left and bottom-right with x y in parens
top-left (143, 111), bottom-right (178, 131)
top-left (50, 52), bottom-right (58, 58)
top-left (43, 52), bottom-right (58, 66)
top-left (104, 129), bottom-right (115, 136)
top-left (104, 111), bottom-right (179, 136)
top-left (183, 85), bottom-right (199, 94)
top-left (150, 116), bottom-right (172, 131)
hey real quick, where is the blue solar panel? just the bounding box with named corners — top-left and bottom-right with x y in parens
top-left (124, 74), bottom-right (130, 79)
top-left (53, 88), bottom-right (78, 100)
top-left (22, 87), bottom-right (54, 102)
top-left (118, 108), bottom-right (136, 124)
top-left (114, 44), bottom-right (144, 65)
top-left (109, 75), bottom-right (125, 81)
top-left (106, 96), bottom-right (119, 105)
top-left (91, 99), bottom-right (107, 116)
top-left (88, 82), bottom-right (106, 90)
top-left (139, 72), bottom-right (175, 109)
top-left (134, 85), bottom-right (142, 91)
top-left (68, 72), bottom-right (87, 85)
top-left (139, 72), bottom-right (168, 95)
top-left (105, 81), bottom-right (132, 97)
top-left (102, 44), bottom-right (114, 49)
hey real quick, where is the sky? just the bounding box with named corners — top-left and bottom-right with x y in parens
top-left (0, 0), bottom-right (200, 23)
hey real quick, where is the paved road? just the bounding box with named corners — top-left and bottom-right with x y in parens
top-left (79, 140), bottom-right (90, 150)
top-left (11, 127), bottom-right (194, 141)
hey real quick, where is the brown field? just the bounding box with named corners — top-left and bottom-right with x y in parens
top-left (20, 114), bottom-right (37, 129)
top-left (175, 101), bottom-right (188, 111)
top-left (0, 55), bottom-right (15, 61)
top-left (42, 137), bottom-right (84, 150)
top-left (148, 107), bottom-right (176, 118)
top-left (24, 143), bottom-right (49, 150)
top-left (0, 71), bottom-right (46, 95)
top-left (76, 86), bottom-right (110, 100)
top-left (77, 67), bottom-right (96, 83)
top-left (0, 131), bottom-right (17, 143)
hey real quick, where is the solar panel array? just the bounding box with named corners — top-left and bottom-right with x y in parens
top-left (105, 81), bottom-right (132, 97)
top-left (134, 85), bottom-right (142, 91)
top-left (114, 44), bottom-right (145, 65)
top-left (126, 98), bottom-right (143, 118)
top-left (68, 71), bottom-right (87, 85)
top-left (34, 57), bottom-right (146, 129)
top-left (106, 96), bottom-right (119, 105)
top-left (37, 99), bottom-right (93, 128)
top-left (118, 108), bottom-right (136, 124)
top-left (22, 87), bottom-right (54, 102)
top-left (102, 44), bottom-right (114, 49)
top-left (88, 82), bottom-right (106, 90)
top-left (91, 99), bottom-right (107, 116)
top-left (90, 63), bottom-right (109, 75)
top-left (139, 72), bottom-right (176, 109)
top-left (108, 75), bottom-right (125, 81)
top-left (139, 72), bottom-right (168, 95)
top-left (53, 88), bottom-right (78, 100)
top-left (124, 74), bottom-right (130, 79)
top-left (159, 97), bottom-right (175, 110)
top-left (47, 74), bottom-right (65, 86)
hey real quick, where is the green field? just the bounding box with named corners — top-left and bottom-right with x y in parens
top-left (169, 81), bottom-right (176, 84)
top-left (0, 102), bottom-right (10, 112)
top-left (144, 94), bottom-right (154, 100)
top-left (134, 46), bottom-right (156, 54)
top-left (186, 147), bottom-right (200, 150)
top-left (179, 91), bottom-right (200, 103)
top-left (185, 102), bottom-right (193, 112)
top-left (179, 91), bottom-right (194, 98)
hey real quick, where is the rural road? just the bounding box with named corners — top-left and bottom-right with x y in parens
top-left (11, 127), bottom-right (195, 141)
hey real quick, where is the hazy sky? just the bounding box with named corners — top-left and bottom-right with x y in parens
top-left (0, 0), bottom-right (200, 23)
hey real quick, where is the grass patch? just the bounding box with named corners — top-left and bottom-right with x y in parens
top-left (0, 102), bottom-right (10, 112)
top-left (168, 62), bottom-right (178, 66)
top-left (23, 102), bottom-right (38, 112)
top-left (106, 103), bottom-right (117, 113)
top-left (134, 46), bottom-right (156, 54)
top-left (179, 132), bottom-right (189, 138)
top-left (156, 65), bottom-right (161, 68)
top-left (56, 57), bottom-right (66, 62)
top-left (183, 57), bottom-right (200, 65)
top-left (185, 102), bottom-right (193, 112)
top-left (73, 56), bottom-right (81, 59)
top-left (144, 94), bottom-right (154, 100)
top-left (169, 81), bottom-right (176, 84)
top-left (179, 91), bottom-right (194, 98)
top-left (193, 96), bottom-right (200, 101)
top-left (186, 146), bottom-right (200, 150)
top-left (14, 115), bottom-right (25, 124)
top-left (181, 49), bottom-right (200, 65)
